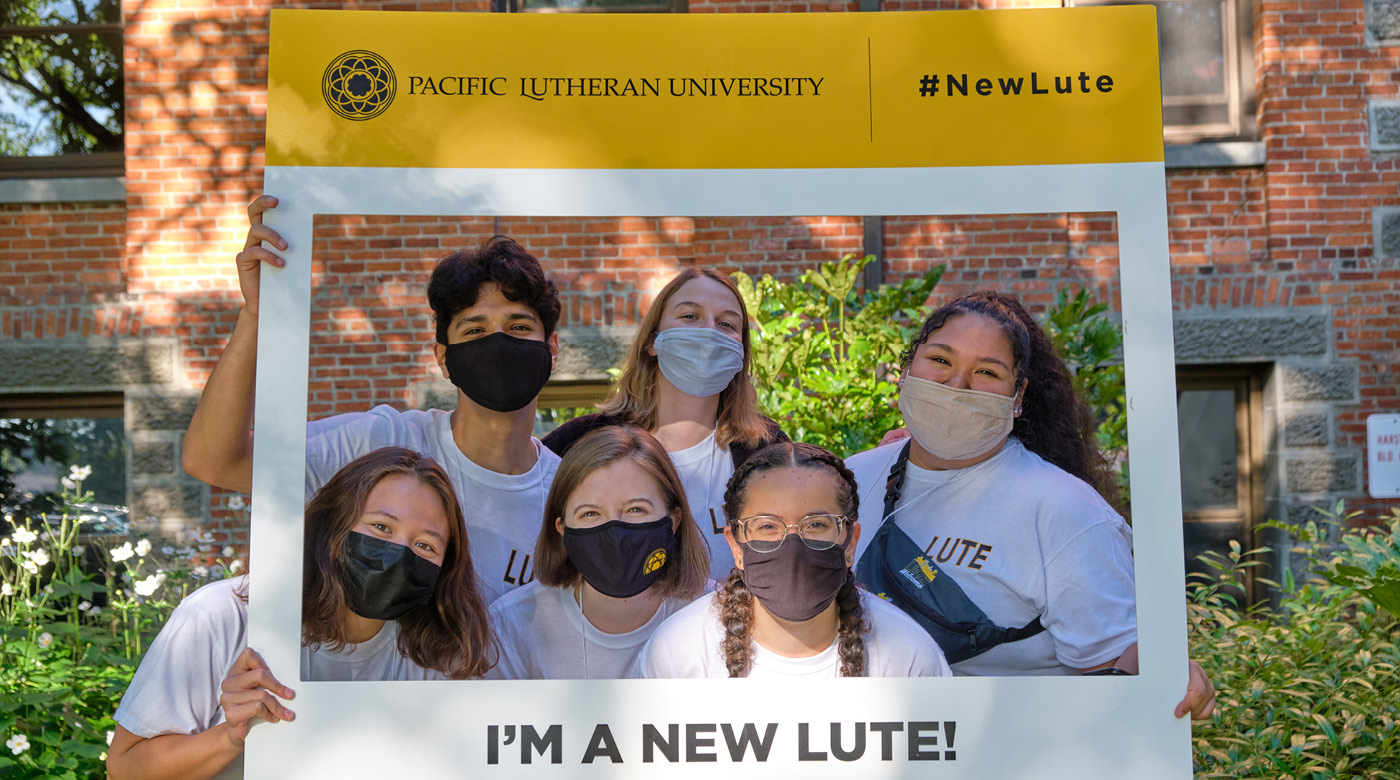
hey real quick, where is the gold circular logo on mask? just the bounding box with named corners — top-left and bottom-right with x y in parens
top-left (322, 50), bottom-right (396, 121)
top-left (643, 549), bottom-right (668, 575)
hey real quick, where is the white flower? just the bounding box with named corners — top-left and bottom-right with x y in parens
top-left (179, 546), bottom-right (196, 559)
top-left (135, 539), bottom-right (152, 557)
top-left (134, 572), bottom-right (166, 597)
top-left (78, 601), bottom-right (92, 612)
top-left (20, 560), bottom-right (37, 575)
top-left (229, 560), bottom-right (244, 573)
top-left (88, 605), bottom-right (101, 616)
top-left (24, 549), bottom-right (50, 567)
top-left (110, 542), bottom-right (134, 562)
top-left (72, 545), bottom-right (85, 556)
top-left (227, 494), bottom-right (247, 511)
top-left (69, 464), bottom-right (92, 482)
top-left (36, 632), bottom-right (52, 649)
top-left (0, 537), bottom-right (7, 546)
top-left (1, 583), bottom-right (12, 596)
top-left (195, 530), bottom-right (215, 544)
top-left (38, 531), bottom-right (49, 541)
top-left (192, 565), bottom-right (209, 577)
top-left (161, 545), bottom-right (175, 556)
top-left (60, 476), bottom-right (75, 490)
top-left (11, 528), bottom-right (36, 545)
top-left (6, 733), bottom-right (29, 755)
top-left (42, 584), bottom-right (53, 594)
top-left (222, 546), bottom-right (235, 557)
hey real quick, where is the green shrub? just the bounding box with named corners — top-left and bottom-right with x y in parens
top-left (0, 470), bottom-right (238, 779)
top-left (734, 254), bottom-right (941, 457)
top-left (1041, 286), bottom-right (1129, 502)
top-left (1190, 506), bottom-right (1400, 779)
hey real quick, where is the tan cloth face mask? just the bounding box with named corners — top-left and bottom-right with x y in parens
top-left (898, 374), bottom-right (1017, 461)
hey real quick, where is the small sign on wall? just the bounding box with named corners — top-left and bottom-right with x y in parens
top-left (1369, 413), bottom-right (1400, 498)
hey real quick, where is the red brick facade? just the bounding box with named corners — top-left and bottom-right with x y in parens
top-left (1, 0), bottom-right (1396, 547)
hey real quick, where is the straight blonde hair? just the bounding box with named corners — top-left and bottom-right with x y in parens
top-left (598, 268), bottom-right (770, 449)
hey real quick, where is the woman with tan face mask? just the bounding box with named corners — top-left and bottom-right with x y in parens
top-left (846, 291), bottom-right (1215, 718)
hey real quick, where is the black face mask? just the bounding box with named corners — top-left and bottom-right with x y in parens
top-left (443, 332), bottom-right (552, 413)
top-left (740, 536), bottom-right (849, 622)
top-left (561, 516), bottom-right (677, 599)
top-left (339, 532), bottom-right (442, 621)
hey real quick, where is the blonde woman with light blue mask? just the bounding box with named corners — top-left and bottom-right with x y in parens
top-left (543, 268), bottom-right (788, 580)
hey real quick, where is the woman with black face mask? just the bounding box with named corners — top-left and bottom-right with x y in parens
top-left (638, 442), bottom-right (951, 678)
top-left (107, 448), bottom-right (495, 780)
top-left (485, 426), bottom-right (710, 680)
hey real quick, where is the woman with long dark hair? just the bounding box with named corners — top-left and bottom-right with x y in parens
top-left (543, 268), bottom-right (787, 580)
top-left (487, 426), bottom-right (709, 679)
top-left (639, 441), bottom-right (950, 678)
top-left (107, 447), bottom-right (495, 780)
top-left (848, 291), bottom-right (1214, 716)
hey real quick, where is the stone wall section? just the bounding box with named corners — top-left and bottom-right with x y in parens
top-left (0, 0), bottom-right (1395, 546)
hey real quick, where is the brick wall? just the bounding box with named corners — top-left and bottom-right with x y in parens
top-left (1, 0), bottom-right (1396, 540)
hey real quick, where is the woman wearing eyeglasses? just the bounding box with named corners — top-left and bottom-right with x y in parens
top-left (638, 442), bottom-right (951, 678)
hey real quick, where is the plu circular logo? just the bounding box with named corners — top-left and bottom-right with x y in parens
top-left (322, 50), bottom-right (396, 121)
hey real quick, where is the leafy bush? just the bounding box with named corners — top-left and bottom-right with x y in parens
top-left (0, 470), bottom-right (240, 779)
top-left (1190, 506), bottom-right (1400, 779)
top-left (734, 254), bottom-right (941, 457)
top-left (1041, 287), bottom-right (1128, 502)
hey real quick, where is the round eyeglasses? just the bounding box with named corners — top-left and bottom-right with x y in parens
top-left (734, 514), bottom-right (847, 553)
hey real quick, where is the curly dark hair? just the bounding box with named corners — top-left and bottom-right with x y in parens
top-left (715, 441), bottom-right (869, 677)
top-left (898, 290), bottom-right (1120, 508)
top-left (427, 235), bottom-right (561, 343)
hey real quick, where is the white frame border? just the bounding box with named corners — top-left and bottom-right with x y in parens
top-left (246, 162), bottom-right (1189, 779)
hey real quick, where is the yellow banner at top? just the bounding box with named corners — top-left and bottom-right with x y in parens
top-left (266, 8), bottom-right (1163, 170)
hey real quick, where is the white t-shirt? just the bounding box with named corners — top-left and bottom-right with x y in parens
top-left (846, 438), bottom-right (1137, 676)
top-left (484, 581), bottom-right (694, 680)
top-left (637, 589), bottom-right (952, 678)
top-left (668, 430), bottom-right (737, 581)
top-left (112, 577), bottom-right (440, 780)
top-left (305, 405), bottom-right (559, 603)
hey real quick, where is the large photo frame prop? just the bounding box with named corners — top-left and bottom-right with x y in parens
top-left (252, 8), bottom-right (1186, 779)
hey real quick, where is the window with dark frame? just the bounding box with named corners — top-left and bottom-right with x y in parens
top-left (1176, 367), bottom-right (1264, 604)
top-left (1074, 0), bottom-right (1256, 143)
top-left (0, 0), bottom-right (123, 179)
top-left (1, 393), bottom-right (127, 514)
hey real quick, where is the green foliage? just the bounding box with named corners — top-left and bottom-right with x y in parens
top-left (734, 254), bottom-right (942, 457)
top-left (1041, 287), bottom-right (1128, 499)
top-left (0, 0), bottom-right (122, 156)
top-left (0, 471), bottom-right (237, 779)
top-left (1190, 507), bottom-right (1400, 779)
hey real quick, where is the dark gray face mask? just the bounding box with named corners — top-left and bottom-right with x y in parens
top-left (339, 532), bottom-right (442, 621)
top-left (740, 536), bottom-right (849, 622)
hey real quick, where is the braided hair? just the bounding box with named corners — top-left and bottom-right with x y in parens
top-left (715, 442), bottom-right (869, 677)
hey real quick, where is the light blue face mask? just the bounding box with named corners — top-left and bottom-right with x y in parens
top-left (652, 327), bottom-right (745, 398)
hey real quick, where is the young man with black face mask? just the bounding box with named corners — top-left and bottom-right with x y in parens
top-left (183, 195), bottom-right (563, 603)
